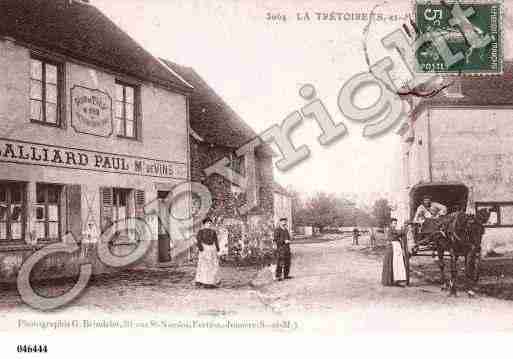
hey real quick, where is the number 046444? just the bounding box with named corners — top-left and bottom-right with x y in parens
top-left (16, 344), bottom-right (48, 353)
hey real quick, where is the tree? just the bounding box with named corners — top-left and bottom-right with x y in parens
top-left (353, 208), bottom-right (375, 227)
top-left (285, 189), bottom-right (379, 232)
top-left (305, 192), bottom-right (339, 232)
top-left (372, 198), bottom-right (392, 228)
top-left (332, 197), bottom-right (357, 227)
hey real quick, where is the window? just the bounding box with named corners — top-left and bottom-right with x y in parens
top-left (229, 153), bottom-right (246, 194)
top-left (36, 184), bottom-right (62, 242)
top-left (100, 187), bottom-right (146, 236)
top-left (0, 182), bottom-right (25, 242)
top-left (30, 57), bottom-right (62, 125)
top-left (99, 187), bottom-right (145, 243)
top-left (115, 81), bottom-right (138, 138)
top-left (231, 154), bottom-right (245, 176)
top-left (476, 202), bottom-right (513, 227)
top-left (404, 152), bottom-right (410, 188)
top-left (443, 80), bottom-right (463, 98)
top-left (113, 188), bottom-right (130, 223)
top-left (191, 193), bottom-right (202, 217)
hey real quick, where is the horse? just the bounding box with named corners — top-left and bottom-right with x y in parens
top-left (424, 208), bottom-right (490, 296)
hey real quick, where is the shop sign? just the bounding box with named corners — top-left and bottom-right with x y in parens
top-left (0, 138), bottom-right (187, 180)
top-left (71, 85), bottom-right (113, 137)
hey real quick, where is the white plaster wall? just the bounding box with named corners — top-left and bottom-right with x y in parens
top-left (0, 39), bottom-right (190, 246)
top-left (273, 192), bottom-right (292, 228)
top-left (430, 107), bottom-right (513, 255)
top-left (0, 39), bottom-right (188, 162)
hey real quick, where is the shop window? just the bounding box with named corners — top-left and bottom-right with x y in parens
top-left (113, 188), bottom-right (130, 223)
top-left (100, 187), bottom-right (145, 239)
top-left (30, 57), bottom-right (63, 126)
top-left (476, 202), bottom-right (513, 227)
top-left (115, 81), bottom-right (139, 139)
top-left (0, 182), bottom-right (26, 242)
top-left (64, 184), bottom-right (82, 241)
top-left (36, 184), bottom-right (62, 242)
top-left (191, 193), bottom-right (202, 217)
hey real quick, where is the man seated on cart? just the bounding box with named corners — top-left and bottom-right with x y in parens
top-left (413, 195), bottom-right (448, 233)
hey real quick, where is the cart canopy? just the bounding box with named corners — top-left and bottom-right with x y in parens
top-left (409, 182), bottom-right (469, 220)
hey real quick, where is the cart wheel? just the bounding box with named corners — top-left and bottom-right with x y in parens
top-left (466, 250), bottom-right (481, 283)
top-left (472, 251), bottom-right (481, 282)
top-left (405, 252), bottom-right (411, 286)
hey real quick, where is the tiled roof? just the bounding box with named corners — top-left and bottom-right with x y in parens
top-left (163, 59), bottom-right (273, 156)
top-left (0, 0), bottom-right (192, 93)
top-left (409, 62), bottom-right (513, 119)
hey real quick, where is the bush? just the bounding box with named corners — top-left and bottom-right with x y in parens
top-left (218, 216), bottom-right (275, 267)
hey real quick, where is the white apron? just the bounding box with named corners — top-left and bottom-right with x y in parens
top-left (195, 244), bottom-right (220, 285)
top-left (391, 241), bottom-right (407, 282)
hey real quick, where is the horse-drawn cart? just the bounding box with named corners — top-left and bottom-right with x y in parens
top-left (402, 182), bottom-right (486, 293)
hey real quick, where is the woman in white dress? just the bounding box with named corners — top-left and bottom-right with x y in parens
top-left (381, 218), bottom-right (407, 286)
top-left (195, 218), bottom-right (220, 288)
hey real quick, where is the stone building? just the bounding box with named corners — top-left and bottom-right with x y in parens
top-left (396, 63), bottom-right (513, 254)
top-left (0, 0), bottom-right (193, 281)
top-left (273, 182), bottom-right (293, 228)
top-left (162, 60), bottom-right (276, 257)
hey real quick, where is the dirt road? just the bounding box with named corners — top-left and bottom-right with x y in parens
top-left (2, 235), bottom-right (513, 333)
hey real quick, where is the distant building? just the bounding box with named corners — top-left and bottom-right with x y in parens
top-left (296, 226), bottom-right (313, 237)
top-left (396, 63), bottom-right (513, 253)
top-left (0, 0), bottom-right (193, 282)
top-left (162, 60), bottom-right (276, 253)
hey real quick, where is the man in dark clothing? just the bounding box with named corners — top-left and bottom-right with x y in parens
top-left (352, 227), bottom-right (360, 245)
top-left (274, 218), bottom-right (292, 281)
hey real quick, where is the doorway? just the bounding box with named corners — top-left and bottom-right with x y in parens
top-left (157, 191), bottom-right (171, 263)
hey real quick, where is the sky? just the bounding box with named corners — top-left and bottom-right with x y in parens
top-left (92, 0), bottom-right (513, 206)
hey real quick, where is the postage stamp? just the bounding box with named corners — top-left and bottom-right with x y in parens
top-left (415, 0), bottom-right (503, 74)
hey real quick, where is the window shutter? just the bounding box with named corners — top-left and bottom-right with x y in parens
top-left (136, 89), bottom-right (142, 141)
top-left (66, 184), bottom-right (82, 241)
top-left (134, 190), bottom-right (145, 219)
top-left (100, 187), bottom-right (113, 232)
top-left (58, 63), bottom-right (66, 129)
